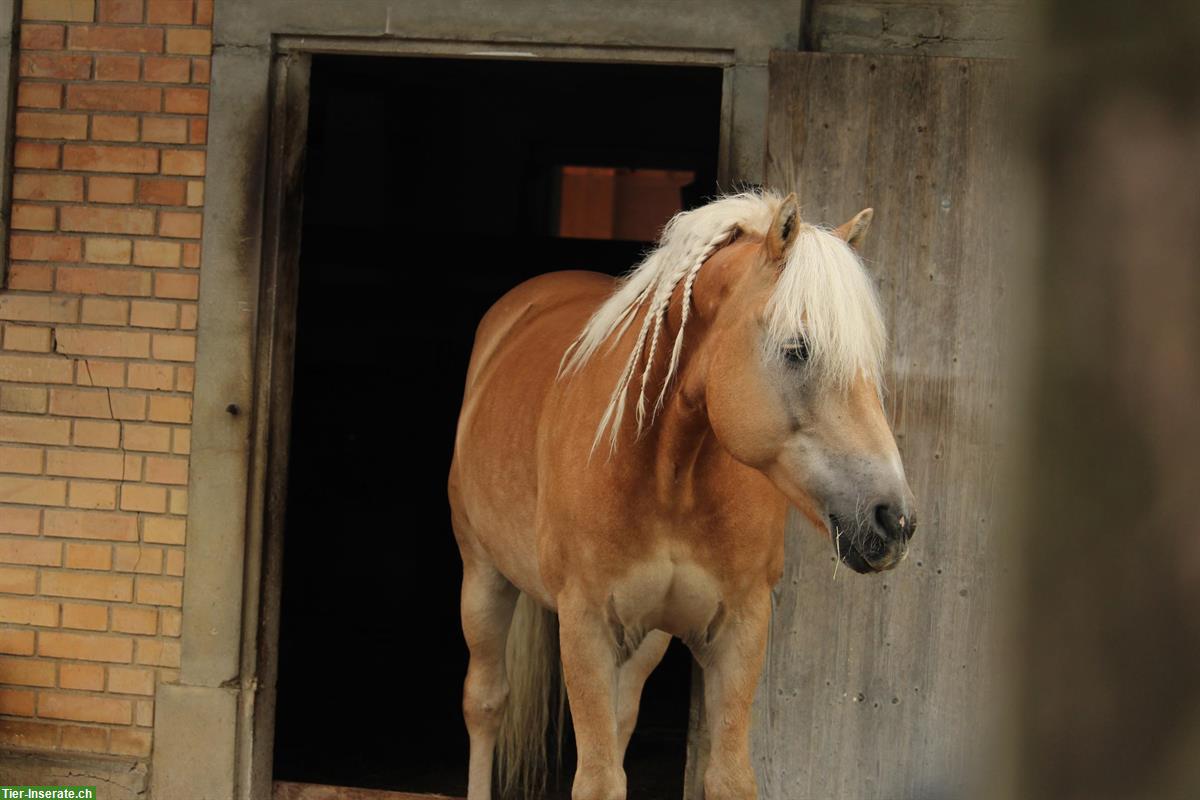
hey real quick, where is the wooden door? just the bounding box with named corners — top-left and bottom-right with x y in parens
top-left (738, 52), bottom-right (1015, 799)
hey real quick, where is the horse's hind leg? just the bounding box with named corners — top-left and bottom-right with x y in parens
top-left (616, 630), bottom-right (671, 760)
top-left (460, 554), bottom-right (518, 800)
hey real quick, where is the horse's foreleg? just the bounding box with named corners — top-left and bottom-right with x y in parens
top-left (460, 560), bottom-right (518, 800)
top-left (700, 589), bottom-right (771, 800)
top-left (616, 629), bottom-right (671, 760)
top-left (558, 593), bottom-right (626, 800)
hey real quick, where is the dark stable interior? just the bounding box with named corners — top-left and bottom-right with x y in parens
top-left (273, 55), bottom-right (722, 798)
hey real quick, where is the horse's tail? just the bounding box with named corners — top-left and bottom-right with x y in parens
top-left (497, 592), bottom-right (565, 798)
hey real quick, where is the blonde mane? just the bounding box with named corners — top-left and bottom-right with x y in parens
top-left (560, 191), bottom-right (886, 453)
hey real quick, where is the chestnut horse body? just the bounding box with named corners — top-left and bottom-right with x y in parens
top-left (448, 192), bottom-right (915, 800)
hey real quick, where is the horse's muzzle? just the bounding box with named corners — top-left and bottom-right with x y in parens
top-left (830, 506), bottom-right (915, 574)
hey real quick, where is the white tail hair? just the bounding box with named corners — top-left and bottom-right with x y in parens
top-left (559, 191), bottom-right (886, 454)
top-left (496, 593), bottom-right (565, 798)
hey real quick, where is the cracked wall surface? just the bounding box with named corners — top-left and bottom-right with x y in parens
top-left (0, 0), bottom-right (211, 777)
top-left (811, 0), bottom-right (1023, 58)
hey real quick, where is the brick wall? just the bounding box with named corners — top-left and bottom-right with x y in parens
top-left (0, 0), bottom-right (210, 762)
top-left (812, 0), bottom-right (1021, 57)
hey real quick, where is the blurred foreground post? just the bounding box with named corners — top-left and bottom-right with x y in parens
top-left (1015, 2), bottom-right (1200, 798)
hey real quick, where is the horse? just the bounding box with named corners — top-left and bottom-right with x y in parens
top-left (448, 190), bottom-right (916, 800)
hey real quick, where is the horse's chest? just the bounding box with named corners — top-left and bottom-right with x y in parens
top-left (608, 554), bottom-right (725, 645)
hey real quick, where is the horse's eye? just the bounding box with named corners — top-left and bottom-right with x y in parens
top-left (782, 339), bottom-right (809, 364)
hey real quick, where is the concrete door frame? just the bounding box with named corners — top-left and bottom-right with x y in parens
top-left (154, 5), bottom-right (796, 793)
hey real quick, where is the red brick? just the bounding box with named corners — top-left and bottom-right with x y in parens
top-left (82, 238), bottom-right (130, 267)
top-left (153, 273), bottom-right (197, 299)
top-left (129, 299), bottom-right (177, 328)
top-left (0, 354), bottom-right (74, 384)
top-left (60, 662), bottom-right (106, 690)
top-left (60, 206), bottom-right (154, 235)
top-left (0, 629), bottom-right (38, 656)
top-left (16, 111), bottom-right (88, 139)
top-left (0, 597), bottom-right (58, 626)
top-left (143, 55), bottom-right (188, 83)
top-left (163, 86), bottom-right (206, 115)
top-left (0, 539), bottom-right (61, 567)
top-left (62, 144), bottom-right (158, 173)
top-left (11, 233), bottom-right (81, 262)
top-left (22, 0), bottom-right (95, 22)
top-left (191, 57), bottom-right (210, 84)
top-left (0, 688), bottom-right (36, 716)
top-left (0, 566), bottom-right (38, 594)
top-left (0, 656), bottom-right (56, 687)
top-left (61, 724), bottom-right (109, 753)
top-left (67, 84), bottom-right (161, 112)
top-left (0, 414), bottom-right (72, 446)
top-left (108, 665), bottom-right (154, 695)
top-left (157, 210), bottom-right (200, 238)
top-left (188, 117), bottom-right (206, 144)
top-left (61, 602), bottom-right (109, 631)
top-left (165, 28), bottom-right (209, 56)
top-left (147, 0), bottom-right (191, 24)
top-left (86, 176), bottom-right (136, 205)
top-left (127, 363), bottom-right (172, 389)
top-left (46, 449), bottom-right (129, 480)
top-left (43, 570), bottom-right (133, 602)
top-left (0, 719), bottom-right (59, 749)
top-left (20, 53), bottom-right (92, 80)
top-left (147, 395), bottom-right (189, 423)
top-left (43, 509), bottom-right (138, 541)
top-left (78, 298), bottom-right (127, 326)
top-left (91, 114), bottom-right (140, 142)
top-left (0, 507), bottom-right (43, 535)
top-left (40, 691), bottom-right (132, 724)
top-left (13, 173), bottom-right (84, 201)
top-left (58, 267), bottom-right (152, 296)
top-left (68, 480), bottom-right (118, 510)
top-left (72, 419), bottom-right (119, 448)
top-left (142, 516), bottom-right (184, 546)
top-left (137, 177), bottom-right (186, 205)
top-left (109, 727), bottom-right (151, 756)
top-left (141, 116), bottom-right (186, 144)
top-left (68, 25), bottom-right (163, 53)
top-left (111, 608), bottom-right (156, 636)
top-left (6, 264), bottom-right (56, 292)
top-left (97, 0), bottom-right (144, 23)
top-left (145, 454), bottom-right (187, 483)
top-left (64, 542), bottom-right (112, 570)
top-left (0, 443), bottom-right (43, 473)
top-left (94, 54), bottom-right (140, 81)
top-left (14, 142), bottom-right (61, 168)
top-left (195, 0), bottom-right (212, 24)
top-left (12, 204), bottom-right (57, 231)
top-left (132, 240), bottom-right (181, 268)
top-left (3, 324), bottom-right (53, 351)
top-left (21, 24), bottom-right (67, 50)
top-left (18, 82), bottom-right (64, 109)
top-left (160, 149), bottom-right (203, 176)
top-left (134, 638), bottom-right (178, 667)
top-left (76, 359), bottom-right (125, 388)
top-left (0, 475), bottom-right (67, 505)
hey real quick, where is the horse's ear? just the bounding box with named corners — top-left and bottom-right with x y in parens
top-left (766, 193), bottom-right (800, 262)
top-left (834, 208), bottom-right (874, 250)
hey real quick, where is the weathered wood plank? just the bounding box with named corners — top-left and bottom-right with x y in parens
top-left (273, 781), bottom-right (460, 800)
top-left (752, 52), bottom-right (1012, 799)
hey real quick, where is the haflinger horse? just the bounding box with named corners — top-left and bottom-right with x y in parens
top-left (448, 190), bottom-right (916, 800)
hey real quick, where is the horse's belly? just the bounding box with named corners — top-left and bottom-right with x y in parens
top-left (609, 551), bottom-right (724, 642)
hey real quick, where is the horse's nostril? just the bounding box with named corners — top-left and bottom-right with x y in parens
top-left (874, 504), bottom-right (909, 541)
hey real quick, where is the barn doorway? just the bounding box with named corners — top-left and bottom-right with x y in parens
top-left (271, 55), bottom-right (723, 798)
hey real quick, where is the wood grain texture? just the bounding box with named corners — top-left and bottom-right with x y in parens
top-left (752, 52), bottom-right (1013, 800)
top-left (273, 781), bottom-right (460, 800)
